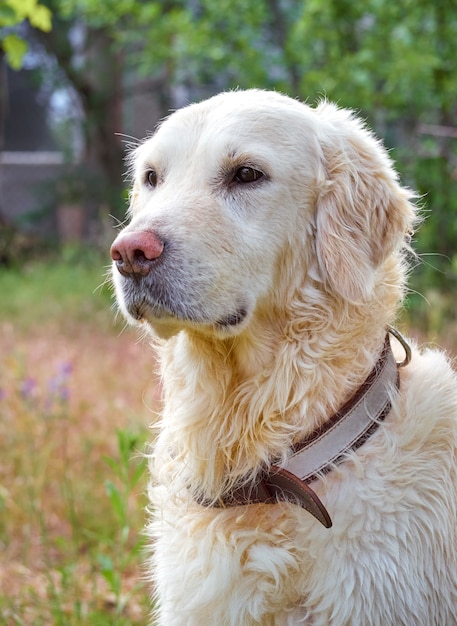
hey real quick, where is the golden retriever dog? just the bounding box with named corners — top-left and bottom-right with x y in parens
top-left (110, 90), bottom-right (457, 625)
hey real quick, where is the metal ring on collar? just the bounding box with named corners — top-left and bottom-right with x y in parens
top-left (387, 325), bottom-right (412, 368)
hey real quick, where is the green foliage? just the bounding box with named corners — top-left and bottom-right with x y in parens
top-left (162, 0), bottom-right (271, 85)
top-left (2, 32), bottom-right (27, 67)
top-left (0, 0), bottom-right (52, 30)
top-left (0, 0), bottom-right (52, 68)
top-left (98, 429), bottom-right (147, 615)
top-left (106, 0), bottom-right (457, 120)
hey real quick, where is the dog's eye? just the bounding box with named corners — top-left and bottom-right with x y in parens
top-left (233, 167), bottom-right (264, 184)
top-left (145, 169), bottom-right (158, 188)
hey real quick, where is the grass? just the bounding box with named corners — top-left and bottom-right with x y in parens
top-left (0, 248), bottom-right (160, 625)
top-left (0, 246), bottom-right (114, 331)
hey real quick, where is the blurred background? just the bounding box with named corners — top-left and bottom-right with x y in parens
top-left (1, 0), bottom-right (457, 332)
top-left (0, 1), bottom-right (456, 624)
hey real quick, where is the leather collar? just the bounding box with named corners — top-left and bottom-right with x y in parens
top-left (215, 328), bottom-right (411, 528)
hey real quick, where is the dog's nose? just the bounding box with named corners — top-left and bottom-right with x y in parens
top-left (110, 230), bottom-right (164, 277)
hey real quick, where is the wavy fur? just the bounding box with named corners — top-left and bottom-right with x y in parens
top-left (111, 90), bottom-right (457, 625)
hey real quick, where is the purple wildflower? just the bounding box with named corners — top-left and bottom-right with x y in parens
top-left (46, 361), bottom-right (73, 404)
top-left (20, 378), bottom-right (36, 400)
top-left (59, 361), bottom-right (73, 377)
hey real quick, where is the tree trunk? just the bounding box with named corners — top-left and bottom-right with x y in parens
top-left (79, 28), bottom-right (125, 219)
top-left (36, 21), bottom-right (125, 219)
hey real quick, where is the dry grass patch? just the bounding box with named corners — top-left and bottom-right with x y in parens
top-left (0, 254), bottom-right (159, 625)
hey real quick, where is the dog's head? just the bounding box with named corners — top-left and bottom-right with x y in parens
top-left (111, 90), bottom-right (415, 339)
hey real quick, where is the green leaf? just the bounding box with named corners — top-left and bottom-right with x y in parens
top-left (3, 33), bottom-right (28, 70)
top-left (1, 0), bottom-right (52, 30)
top-left (97, 553), bottom-right (120, 592)
top-left (0, 4), bottom-right (17, 26)
top-left (120, 524), bottom-right (130, 545)
top-left (130, 459), bottom-right (146, 489)
top-left (103, 455), bottom-right (123, 479)
top-left (29, 4), bottom-right (52, 32)
top-left (97, 552), bottom-right (113, 572)
top-left (4, 0), bottom-right (29, 21)
top-left (105, 479), bottom-right (125, 523)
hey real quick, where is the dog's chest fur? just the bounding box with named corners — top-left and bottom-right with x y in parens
top-left (149, 345), bottom-right (457, 626)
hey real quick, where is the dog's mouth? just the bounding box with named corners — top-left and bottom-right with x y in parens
top-left (113, 252), bottom-right (251, 336)
top-left (126, 298), bottom-right (197, 325)
top-left (124, 293), bottom-right (248, 335)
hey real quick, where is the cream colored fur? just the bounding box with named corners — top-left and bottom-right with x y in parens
top-left (111, 90), bottom-right (457, 625)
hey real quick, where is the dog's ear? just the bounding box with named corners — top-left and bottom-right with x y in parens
top-left (314, 103), bottom-right (415, 303)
